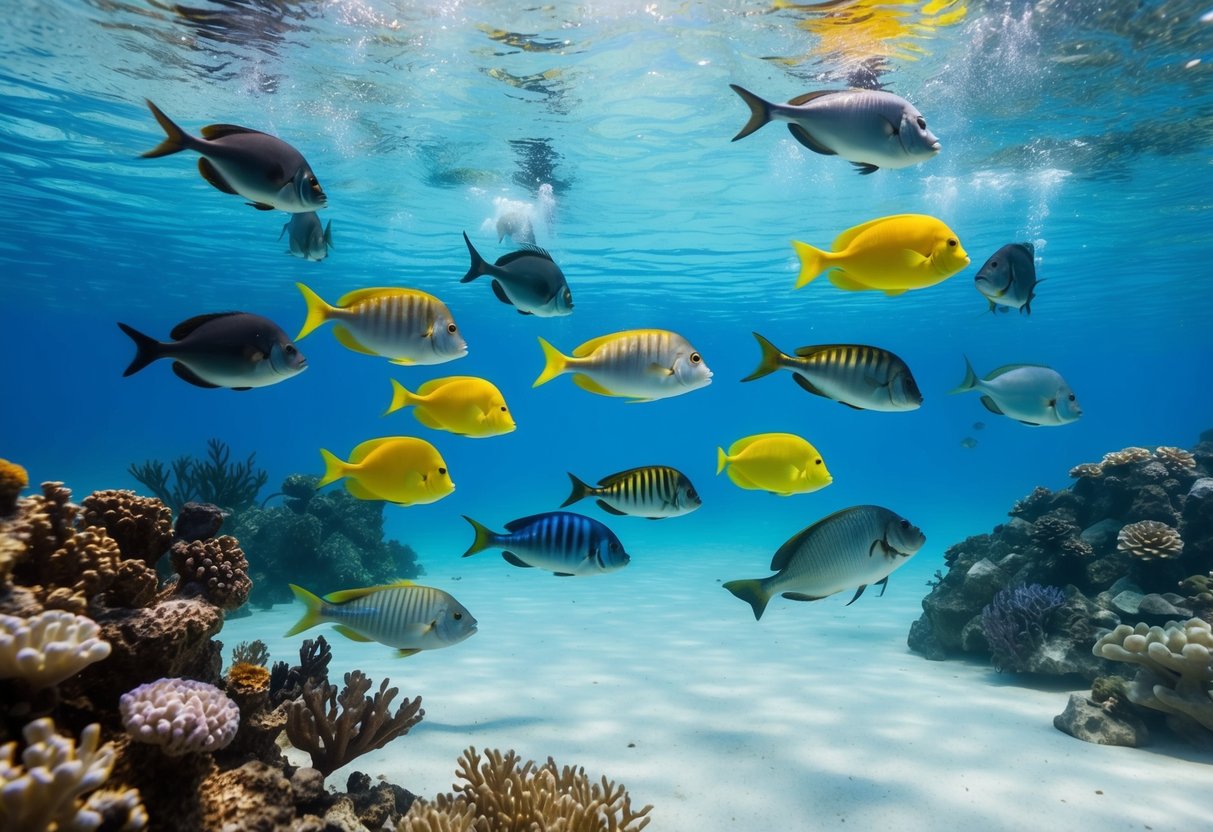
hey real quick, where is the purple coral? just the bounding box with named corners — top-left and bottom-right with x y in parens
top-left (119, 678), bottom-right (239, 755)
top-left (981, 584), bottom-right (1066, 673)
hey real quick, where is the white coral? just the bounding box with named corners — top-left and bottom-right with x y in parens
top-left (119, 678), bottom-right (239, 756)
top-left (0, 611), bottom-right (111, 690)
top-left (0, 717), bottom-right (145, 831)
top-left (1094, 619), bottom-right (1213, 731)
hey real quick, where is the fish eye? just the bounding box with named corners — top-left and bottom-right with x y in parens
top-left (447, 323), bottom-right (457, 333)
top-left (900, 519), bottom-right (910, 529)
top-left (917, 116), bottom-right (926, 130)
top-left (947, 238), bottom-right (957, 247)
top-left (687, 489), bottom-right (697, 499)
top-left (1068, 394), bottom-right (1076, 401)
top-left (989, 260), bottom-right (998, 268)
top-left (438, 467), bottom-right (447, 475)
top-left (285, 345), bottom-right (297, 355)
top-left (453, 611), bottom-right (462, 620)
top-left (690, 352), bottom-right (702, 364)
top-left (500, 406), bottom-right (507, 412)
top-left (815, 459), bottom-right (822, 465)
top-left (609, 542), bottom-right (620, 552)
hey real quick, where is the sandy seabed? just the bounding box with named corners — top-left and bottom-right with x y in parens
top-left (223, 546), bottom-right (1212, 832)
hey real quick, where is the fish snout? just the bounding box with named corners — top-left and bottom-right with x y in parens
top-left (930, 141), bottom-right (941, 153)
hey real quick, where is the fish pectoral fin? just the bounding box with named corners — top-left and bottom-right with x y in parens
top-left (332, 624), bottom-right (376, 643)
top-left (826, 272), bottom-right (874, 292)
top-left (389, 357), bottom-right (417, 366)
top-left (786, 123), bottom-right (836, 156)
top-left (246, 202), bottom-right (276, 211)
top-left (553, 572), bottom-right (575, 577)
top-left (396, 648), bottom-right (423, 658)
top-left (595, 500), bottom-right (627, 516)
top-left (781, 592), bottom-right (825, 602)
top-left (646, 362), bottom-right (675, 376)
top-left (196, 157), bottom-right (238, 195)
top-left (791, 373), bottom-right (828, 400)
top-left (571, 374), bottom-right (619, 397)
top-left (979, 396), bottom-right (1005, 415)
top-left (1018, 420), bottom-right (1043, 427)
top-left (851, 162), bottom-right (880, 175)
top-left (490, 280), bottom-right (517, 307)
top-left (845, 585), bottom-right (868, 606)
top-left (502, 552), bottom-right (534, 568)
top-left (171, 362), bottom-right (221, 389)
top-left (896, 248), bottom-right (930, 269)
top-left (332, 325), bottom-right (379, 356)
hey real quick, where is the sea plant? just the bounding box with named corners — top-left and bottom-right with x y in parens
top-left (981, 583), bottom-right (1067, 673)
top-left (129, 438), bottom-right (268, 514)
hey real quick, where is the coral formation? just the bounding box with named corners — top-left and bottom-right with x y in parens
top-left (231, 638), bottom-right (269, 667)
top-left (169, 534), bottom-right (252, 610)
top-left (399, 747), bottom-right (653, 832)
top-left (129, 438), bottom-right (268, 514)
top-left (981, 584), bottom-right (1067, 673)
top-left (0, 458), bottom-right (28, 517)
top-left (1155, 446), bottom-right (1197, 473)
top-left (80, 490), bottom-right (174, 566)
top-left (0, 610), bottom-right (111, 690)
top-left (119, 678), bottom-right (240, 756)
top-left (1117, 520), bottom-right (1184, 561)
top-left (286, 670), bottom-right (424, 777)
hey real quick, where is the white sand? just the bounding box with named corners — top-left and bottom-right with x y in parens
top-left (223, 547), bottom-right (1212, 831)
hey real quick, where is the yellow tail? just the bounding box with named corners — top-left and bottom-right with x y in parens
top-left (284, 584), bottom-right (327, 636)
top-left (791, 240), bottom-right (830, 289)
top-left (294, 282), bottom-right (335, 341)
top-left (461, 516), bottom-right (498, 557)
top-left (741, 332), bottom-right (785, 382)
top-left (716, 447), bottom-right (729, 475)
top-left (141, 100), bottom-right (189, 158)
top-left (384, 379), bottom-right (417, 416)
top-left (316, 448), bottom-right (348, 488)
top-left (533, 337), bottom-right (569, 388)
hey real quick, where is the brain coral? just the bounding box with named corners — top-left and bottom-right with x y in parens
top-left (81, 489), bottom-right (174, 566)
top-left (119, 678), bottom-right (240, 756)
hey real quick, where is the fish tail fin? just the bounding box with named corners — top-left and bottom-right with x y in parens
top-left (560, 472), bottom-right (593, 508)
top-left (716, 447), bottom-right (729, 475)
top-left (116, 322), bottom-right (164, 377)
top-left (316, 448), bottom-right (348, 488)
top-left (949, 355), bottom-right (978, 394)
top-left (723, 579), bottom-right (771, 621)
top-left (384, 378), bottom-right (416, 416)
top-left (140, 100), bottom-right (191, 158)
top-left (294, 282), bottom-right (334, 341)
top-left (728, 84), bottom-right (771, 142)
top-left (284, 584), bottom-right (327, 636)
top-left (461, 515), bottom-right (496, 557)
top-left (741, 331), bottom-right (785, 382)
top-left (790, 240), bottom-right (829, 289)
top-left (323, 220), bottom-right (334, 249)
top-left (533, 337), bottom-right (568, 387)
top-left (460, 231), bottom-right (488, 282)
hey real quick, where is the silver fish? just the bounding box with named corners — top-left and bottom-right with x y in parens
top-left (950, 357), bottom-right (1082, 427)
top-left (742, 333), bottom-right (922, 412)
top-left (118, 312), bottom-right (306, 390)
top-left (724, 506), bottom-right (926, 620)
top-left (562, 466), bottom-right (701, 519)
top-left (974, 242), bottom-right (1039, 314)
top-left (729, 85), bottom-right (941, 174)
top-left (141, 99), bottom-right (326, 213)
top-left (281, 212), bottom-right (333, 261)
top-left (461, 232), bottom-right (572, 317)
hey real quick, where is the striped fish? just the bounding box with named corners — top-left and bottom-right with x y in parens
top-left (723, 505), bottom-right (925, 620)
top-left (461, 511), bottom-right (630, 576)
top-left (285, 581), bottom-right (477, 657)
top-left (294, 282), bottom-right (467, 365)
top-left (562, 466), bottom-right (701, 519)
top-left (742, 333), bottom-right (922, 412)
top-left (533, 329), bottom-right (712, 402)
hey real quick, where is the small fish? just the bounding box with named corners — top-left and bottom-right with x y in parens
top-left (949, 356), bottom-right (1082, 427)
top-left (723, 505), bottom-right (926, 620)
top-left (461, 511), bottom-right (630, 576)
top-left (729, 85), bottom-right (940, 174)
top-left (286, 581), bottom-right (476, 658)
top-left (973, 421), bottom-right (986, 431)
top-left (318, 436), bottom-right (454, 506)
top-left (384, 376), bottom-right (515, 438)
top-left (281, 212), bottom-right (333, 261)
top-left (791, 214), bottom-right (970, 296)
top-left (960, 437), bottom-right (978, 449)
top-left (742, 333), bottom-right (922, 412)
top-left (460, 232), bottom-right (572, 317)
top-left (717, 433), bottom-right (833, 496)
top-left (562, 466), bottom-right (701, 519)
top-left (534, 330), bottom-right (712, 402)
top-left (295, 283), bottom-right (467, 365)
top-left (140, 100), bottom-right (326, 213)
top-left (117, 312), bottom-right (306, 390)
top-left (974, 242), bottom-right (1039, 314)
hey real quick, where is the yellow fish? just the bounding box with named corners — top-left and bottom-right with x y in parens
top-left (384, 376), bottom-right (516, 438)
top-left (791, 213), bottom-right (969, 296)
top-left (716, 432), bottom-right (833, 496)
top-left (294, 283), bottom-right (468, 365)
top-left (533, 329), bottom-right (713, 402)
top-left (317, 436), bottom-right (453, 506)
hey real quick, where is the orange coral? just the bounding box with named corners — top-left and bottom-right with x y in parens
top-left (226, 661), bottom-right (270, 694)
top-left (0, 458), bottom-right (28, 516)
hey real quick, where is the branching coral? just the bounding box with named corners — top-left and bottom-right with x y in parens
top-left (1068, 463), bottom-right (1102, 479)
top-left (120, 678), bottom-right (240, 756)
top-left (398, 747), bottom-right (653, 832)
top-left (1117, 520), bottom-right (1184, 560)
top-left (269, 636), bottom-right (332, 706)
top-left (981, 584), bottom-right (1067, 673)
top-left (1154, 446), bottom-right (1196, 473)
top-left (80, 490), bottom-right (173, 567)
top-left (169, 535), bottom-right (251, 610)
top-left (1100, 447), bottom-right (1153, 468)
top-left (0, 458), bottom-right (28, 517)
top-left (0, 610), bottom-right (111, 690)
top-left (1093, 619), bottom-right (1213, 732)
top-left (0, 717), bottom-right (146, 831)
top-left (128, 439), bottom-right (268, 514)
top-left (285, 670), bottom-right (423, 777)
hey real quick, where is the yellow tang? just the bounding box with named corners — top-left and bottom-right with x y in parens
top-left (716, 432), bottom-right (833, 496)
top-left (533, 329), bottom-right (713, 402)
top-left (294, 282), bottom-right (468, 365)
top-left (384, 375), bottom-right (516, 438)
top-left (791, 213), bottom-right (969, 296)
top-left (317, 436), bottom-right (454, 506)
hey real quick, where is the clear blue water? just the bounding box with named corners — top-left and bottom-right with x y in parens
top-left (2, 0), bottom-right (1211, 584)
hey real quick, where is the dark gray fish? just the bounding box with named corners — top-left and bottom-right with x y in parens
top-left (562, 466), bottom-right (701, 519)
top-left (118, 312), bottom-right (307, 390)
top-left (281, 212), bottom-right (333, 261)
top-left (974, 242), bottom-right (1038, 314)
top-left (140, 100), bottom-right (326, 213)
top-left (461, 511), bottom-right (629, 576)
top-left (460, 232), bottom-right (572, 317)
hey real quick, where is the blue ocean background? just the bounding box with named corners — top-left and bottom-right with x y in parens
top-left (2, 0), bottom-right (1210, 591)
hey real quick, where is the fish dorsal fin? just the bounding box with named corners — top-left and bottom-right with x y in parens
top-left (597, 467), bottom-right (647, 486)
top-left (348, 436), bottom-right (407, 464)
top-left (200, 123), bottom-right (266, 140)
top-left (417, 376), bottom-right (465, 395)
top-left (495, 246), bottom-right (554, 266)
top-left (979, 396), bottom-right (1005, 415)
top-left (503, 513), bottom-right (550, 532)
top-left (170, 312), bottom-right (243, 340)
top-left (831, 214), bottom-right (919, 251)
top-left (572, 374), bottom-right (620, 397)
top-left (337, 286), bottom-right (429, 307)
top-left (595, 499), bottom-right (627, 516)
top-left (786, 123), bottom-right (836, 157)
top-left (769, 506), bottom-right (858, 570)
top-left (171, 362), bottom-right (221, 388)
top-left (986, 363), bottom-right (1046, 379)
top-left (490, 280), bottom-right (516, 307)
top-left (791, 373), bottom-right (828, 399)
top-left (571, 329), bottom-right (660, 358)
top-left (333, 325), bottom-right (378, 356)
top-left (792, 344), bottom-right (840, 359)
top-left (786, 90), bottom-right (841, 106)
top-left (728, 433), bottom-right (780, 456)
top-left (332, 624), bottom-right (376, 643)
top-left (324, 581), bottom-right (414, 604)
top-left (502, 552), bottom-right (534, 568)
top-left (197, 158), bottom-right (238, 194)
top-left (1017, 242), bottom-right (1035, 256)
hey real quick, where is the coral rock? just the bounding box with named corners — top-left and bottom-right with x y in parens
top-left (174, 501), bottom-right (225, 543)
top-left (81, 490), bottom-right (174, 567)
top-left (170, 535), bottom-right (251, 611)
top-left (1117, 520), bottom-right (1184, 561)
top-left (199, 760), bottom-right (296, 832)
top-left (1101, 447), bottom-right (1153, 468)
top-left (1155, 446), bottom-right (1196, 473)
top-left (1054, 692), bottom-right (1148, 746)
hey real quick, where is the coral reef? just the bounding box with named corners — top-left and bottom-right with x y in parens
top-left (0, 610), bottom-right (111, 691)
top-left (981, 584), bottom-right (1066, 673)
top-left (169, 535), bottom-right (252, 610)
top-left (1117, 519), bottom-right (1184, 560)
top-left (129, 438), bottom-right (268, 514)
top-left (120, 678), bottom-right (240, 756)
top-left (0, 458), bottom-right (29, 517)
top-left (399, 747), bottom-right (653, 832)
top-left (81, 490), bottom-right (174, 567)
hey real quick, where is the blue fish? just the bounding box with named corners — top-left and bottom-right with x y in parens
top-left (461, 511), bottom-right (630, 576)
